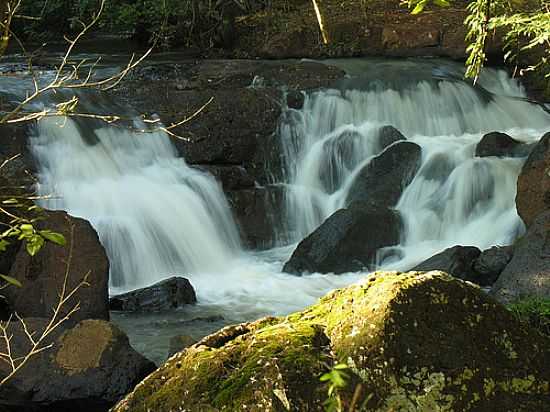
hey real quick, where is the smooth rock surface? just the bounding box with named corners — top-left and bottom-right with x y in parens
top-left (475, 131), bottom-right (530, 158)
top-left (110, 277), bottom-right (197, 312)
top-left (283, 204), bottom-right (400, 274)
top-left (516, 132), bottom-right (550, 227)
top-left (345, 141), bottom-right (421, 208)
top-left (491, 211), bottom-right (550, 303)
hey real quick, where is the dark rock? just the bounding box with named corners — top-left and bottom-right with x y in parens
top-left (286, 90), bottom-right (305, 110)
top-left (516, 132), bottom-right (550, 227)
top-left (412, 245), bottom-right (495, 285)
top-left (4, 211), bottom-right (109, 323)
top-left (345, 141), bottom-right (422, 207)
top-left (319, 125), bottom-right (408, 194)
top-left (111, 60), bottom-right (344, 187)
top-left (491, 211), bottom-right (550, 303)
top-left (113, 271), bottom-right (550, 412)
top-left (110, 277), bottom-right (197, 312)
top-left (168, 335), bottom-right (197, 358)
top-left (195, 165), bottom-right (255, 191)
top-left (377, 125), bottom-right (407, 149)
top-left (283, 204), bottom-right (400, 274)
top-left (473, 245), bottom-right (514, 283)
top-left (227, 185), bottom-right (286, 249)
top-left (0, 319), bottom-right (155, 412)
top-left (475, 132), bottom-right (531, 158)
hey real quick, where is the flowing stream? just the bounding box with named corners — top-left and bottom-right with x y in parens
top-left (10, 58), bottom-right (550, 363)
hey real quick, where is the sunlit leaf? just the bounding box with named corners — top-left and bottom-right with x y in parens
top-left (26, 234), bottom-right (45, 256)
top-left (40, 230), bottom-right (66, 246)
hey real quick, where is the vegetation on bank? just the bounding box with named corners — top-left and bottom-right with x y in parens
top-left (508, 298), bottom-right (550, 337)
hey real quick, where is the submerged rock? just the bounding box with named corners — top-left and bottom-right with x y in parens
top-left (168, 335), bottom-right (198, 358)
top-left (112, 271), bottom-right (550, 412)
top-left (4, 210), bottom-right (109, 323)
top-left (516, 132), bottom-right (550, 227)
top-left (283, 204), bottom-right (400, 274)
top-left (0, 319), bottom-right (155, 412)
top-left (110, 276), bottom-right (197, 312)
top-left (491, 211), bottom-right (550, 303)
top-left (475, 131), bottom-right (531, 158)
top-left (345, 141), bottom-right (422, 208)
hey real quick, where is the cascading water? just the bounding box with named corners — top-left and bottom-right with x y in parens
top-left (30, 108), bottom-right (242, 292)
top-left (279, 58), bottom-right (550, 270)
top-left (11, 58), bottom-right (549, 363)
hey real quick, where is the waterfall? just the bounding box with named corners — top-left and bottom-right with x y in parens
top-left (30, 113), bottom-right (242, 293)
top-left (20, 58), bottom-right (550, 329)
top-left (279, 59), bottom-right (550, 269)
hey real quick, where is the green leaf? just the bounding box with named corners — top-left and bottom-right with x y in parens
top-left (0, 239), bottom-right (9, 252)
top-left (0, 274), bottom-right (22, 288)
top-left (19, 224), bottom-right (34, 235)
top-left (1, 198), bottom-right (18, 205)
top-left (411, 0), bottom-right (427, 14)
top-left (26, 234), bottom-right (45, 256)
top-left (433, 0), bottom-right (450, 7)
top-left (40, 230), bottom-right (66, 246)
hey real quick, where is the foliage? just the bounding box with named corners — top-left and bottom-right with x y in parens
top-left (320, 363), bottom-right (349, 412)
top-left (508, 298), bottom-right (550, 337)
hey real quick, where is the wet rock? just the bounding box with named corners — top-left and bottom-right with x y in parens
top-left (473, 245), bottom-right (514, 283)
top-left (345, 141), bottom-right (422, 208)
top-left (475, 131), bottom-right (531, 158)
top-left (491, 211), bottom-right (550, 303)
top-left (226, 185), bottom-right (286, 250)
top-left (195, 165), bottom-right (255, 191)
top-left (318, 125), bottom-right (406, 194)
top-left (516, 132), bottom-right (550, 227)
top-left (413, 245), bottom-right (486, 284)
top-left (283, 204), bottom-right (400, 274)
top-left (4, 210), bottom-right (109, 323)
top-left (109, 277), bottom-right (197, 312)
top-left (168, 335), bottom-right (197, 358)
top-left (378, 125), bottom-right (407, 149)
top-left (112, 60), bottom-right (344, 187)
top-left (112, 271), bottom-right (550, 412)
top-left (0, 319), bottom-right (155, 412)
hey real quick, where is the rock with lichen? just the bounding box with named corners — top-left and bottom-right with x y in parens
top-left (112, 271), bottom-right (550, 412)
top-left (0, 319), bottom-right (155, 411)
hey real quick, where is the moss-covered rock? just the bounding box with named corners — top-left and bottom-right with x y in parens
top-left (112, 271), bottom-right (550, 412)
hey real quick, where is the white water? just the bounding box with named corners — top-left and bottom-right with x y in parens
top-left (280, 59), bottom-right (550, 271)
top-left (22, 59), bottom-right (550, 362)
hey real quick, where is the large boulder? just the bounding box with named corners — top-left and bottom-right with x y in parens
top-left (345, 141), bottom-right (422, 208)
top-left (112, 271), bottom-right (550, 412)
top-left (283, 204), bottom-right (400, 274)
top-left (491, 211), bottom-right (550, 303)
top-left (109, 277), bottom-right (197, 312)
top-left (0, 318), bottom-right (155, 412)
top-left (516, 132), bottom-right (550, 227)
top-left (475, 131), bottom-right (531, 158)
top-left (4, 210), bottom-right (109, 323)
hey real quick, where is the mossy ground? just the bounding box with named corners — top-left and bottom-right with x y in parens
top-left (113, 271), bottom-right (550, 412)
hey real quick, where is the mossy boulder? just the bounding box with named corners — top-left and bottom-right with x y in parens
top-left (112, 271), bottom-right (550, 412)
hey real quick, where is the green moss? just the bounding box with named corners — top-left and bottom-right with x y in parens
top-left (113, 271), bottom-right (550, 412)
top-left (507, 298), bottom-right (550, 337)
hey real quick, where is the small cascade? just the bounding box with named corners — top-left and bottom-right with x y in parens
top-left (30, 112), bottom-right (242, 292)
top-left (279, 59), bottom-right (550, 268)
